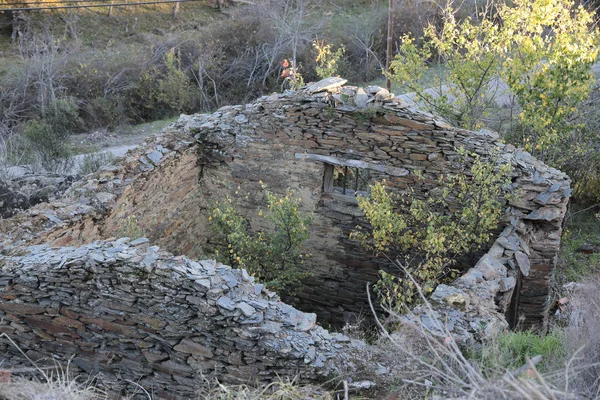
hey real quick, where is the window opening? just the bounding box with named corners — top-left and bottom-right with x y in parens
top-left (325, 164), bottom-right (372, 197)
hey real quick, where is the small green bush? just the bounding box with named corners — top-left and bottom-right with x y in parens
top-left (133, 49), bottom-right (199, 120)
top-left (469, 330), bottom-right (564, 375)
top-left (21, 98), bottom-right (83, 173)
top-left (23, 119), bottom-right (73, 173)
top-left (353, 148), bottom-right (511, 311)
top-left (207, 187), bottom-right (312, 293)
top-left (83, 96), bottom-right (129, 131)
top-left (77, 152), bottom-right (115, 176)
top-left (41, 98), bottom-right (83, 136)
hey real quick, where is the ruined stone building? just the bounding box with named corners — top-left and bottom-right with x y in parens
top-left (90, 77), bottom-right (568, 329)
top-left (0, 78), bottom-right (570, 397)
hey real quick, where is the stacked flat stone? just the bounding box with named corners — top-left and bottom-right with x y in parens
top-left (0, 239), bottom-right (357, 398)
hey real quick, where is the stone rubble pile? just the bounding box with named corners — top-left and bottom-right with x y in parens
top-left (0, 173), bottom-right (78, 219)
top-left (0, 129), bottom-right (195, 251)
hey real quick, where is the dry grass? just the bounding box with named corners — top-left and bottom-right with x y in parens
top-left (365, 272), bottom-right (600, 400)
top-left (0, 374), bottom-right (105, 400)
top-left (554, 278), bottom-right (600, 399)
top-left (0, 333), bottom-right (333, 400)
top-left (0, 333), bottom-right (106, 400)
top-left (197, 378), bottom-right (333, 400)
top-left (0, 374), bottom-right (333, 400)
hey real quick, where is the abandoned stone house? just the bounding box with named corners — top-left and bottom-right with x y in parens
top-left (181, 78), bottom-right (569, 329)
top-left (0, 78), bottom-right (570, 397)
top-left (31, 77), bottom-right (565, 330)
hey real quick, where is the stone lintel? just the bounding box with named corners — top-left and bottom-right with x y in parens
top-left (295, 153), bottom-right (409, 177)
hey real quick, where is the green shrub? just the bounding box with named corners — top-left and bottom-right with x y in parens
top-left (207, 188), bottom-right (313, 293)
top-left (22, 119), bottom-right (73, 173)
top-left (41, 97), bottom-right (83, 136)
top-left (469, 330), bottom-right (564, 375)
top-left (77, 152), bottom-right (115, 176)
top-left (83, 96), bottom-right (129, 131)
top-left (20, 98), bottom-right (83, 173)
top-left (133, 49), bottom-right (199, 120)
top-left (352, 149), bottom-right (511, 311)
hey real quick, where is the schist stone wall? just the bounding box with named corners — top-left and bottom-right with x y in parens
top-left (178, 78), bottom-right (570, 330)
top-left (0, 78), bottom-right (569, 334)
top-left (0, 239), bottom-right (358, 399)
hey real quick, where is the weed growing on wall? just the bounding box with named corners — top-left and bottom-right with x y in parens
top-left (118, 214), bottom-right (143, 240)
top-left (281, 59), bottom-right (304, 91)
top-left (313, 39), bottom-right (345, 79)
top-left (352, 148), bottom-right (512, 311)
top-left (207, 187), bottom-right (313, 293)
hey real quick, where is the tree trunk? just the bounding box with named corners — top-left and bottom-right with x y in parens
top-left (173, 1), bottom-right (180, 18)
top-left (108, 1), bottom-right (114, 17)
top-left (386, 0), bottom-right (394, 91)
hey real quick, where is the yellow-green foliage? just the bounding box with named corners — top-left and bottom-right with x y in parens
top-left (391, 15), bottom-right (501, 130)
top-left (135, 49), bottom-right (198, 119)
top-left (353, 149), bottom-right (511, 311)
top-left (390, 0), bottom-right (599, 147)
top-left (500, 0), bottom-right (598, 151)
top-left (118, 214), bottom-right (143, 240)
top-left (207, 188), bottom-right (313, 293)
top-left (469, 330), bottom-right (564, 375)
top-left (313, 39), bottom-right (345, 79)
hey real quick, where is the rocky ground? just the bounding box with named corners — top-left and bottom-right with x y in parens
top-left (0, 118), bottom-right (174, 219)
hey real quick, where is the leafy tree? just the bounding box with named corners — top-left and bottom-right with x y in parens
top-left (389, 0), bottom-right (599, 148)
top-left (207, 187), bottom-right (312, 293)
top-left (499, 0), bottom-right (599, 152)
top-left (352, 149), bottom-right (512, 311)
top-left (390, 13), bottom-right (502, 130)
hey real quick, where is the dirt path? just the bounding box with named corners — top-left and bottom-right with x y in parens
top-left (6, 118), bottom-right (177, 179)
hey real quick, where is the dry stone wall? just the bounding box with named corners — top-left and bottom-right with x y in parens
top-left (14, 78), bottom-right (569, 330)
top-left (181, 78), bottom-right (570, 330)
top-left (0, 238), bottom-right (359, 399)
top-left (0, 79), bottom-right (569, 330)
